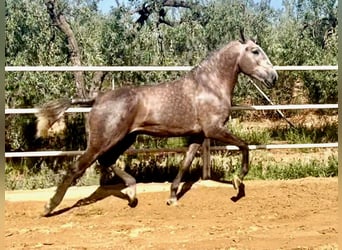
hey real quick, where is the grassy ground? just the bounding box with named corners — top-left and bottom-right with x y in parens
top-left (5, 114), bottom-right (338, 190)
top-left (5, 148), bottom-right (338, 190)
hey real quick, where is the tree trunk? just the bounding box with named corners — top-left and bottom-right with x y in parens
top-left (45, 0), bottom-right (98, 98)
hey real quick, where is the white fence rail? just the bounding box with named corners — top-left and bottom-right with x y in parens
top-left (4, 143), bottom-right (338, 158)
top-left (5, 104), bottom-right (338, 115)
top-left (5, 142), bottom-right (338, 158)
top-left (5, 65), bottom-right (338, 158)
top-left (5, 65), bottom-right (338, 72)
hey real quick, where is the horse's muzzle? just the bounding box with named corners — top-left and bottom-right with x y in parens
top-left (264, 70), bottom-right (278, 89)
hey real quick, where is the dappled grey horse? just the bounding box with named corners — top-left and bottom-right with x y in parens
top-left (36, 37), bottom-right (278, 216)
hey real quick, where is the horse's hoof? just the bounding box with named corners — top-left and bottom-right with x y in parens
top-left (232, 175), bottom-right (242, 190)
top-left (128, 198), bottom-right (138, 208)
top-left (42, 203), bottom-right (53, 217)
top-left (121, 186), bottom-right (136, 198)
top-left (166, 198), bottom-right (178, 206)
top-left (122, 186), bottom-right (137, 208)
top-left (230, 182), bottom-right (246, 202)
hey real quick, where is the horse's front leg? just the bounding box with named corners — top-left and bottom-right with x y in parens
top-left (206, 127), bottom-right (249, 198)
top-left (231, 142), bottom-right (249, 191)
top-left (167, 138), bottom-right (203, 206)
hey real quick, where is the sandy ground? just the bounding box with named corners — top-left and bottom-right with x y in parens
top-left (5, 177), bottom-right (338, 249)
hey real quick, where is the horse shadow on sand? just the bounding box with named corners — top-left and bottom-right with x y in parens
top-left (45, 182), bottom-right (134, 217)
top-left (46, 176), bottom-right (245, 217)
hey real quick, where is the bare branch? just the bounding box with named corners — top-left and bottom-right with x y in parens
top-left (132, 0), bottom-right (197, 27)
top-left (162, 0), bottom-right (193, 8)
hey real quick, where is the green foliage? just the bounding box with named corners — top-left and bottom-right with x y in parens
top-left (5, 0), bottom-right (338, 103)
top-left (134, 135), bottom-right (189, 149)
top-left (271, 121), bottom-right (338, 143)
top-left (226, 119), bottom-right (272, 145)
top-left (248, 155), bottom-right (338, 180)
top-left (5, 161), bottom-right (64, 190)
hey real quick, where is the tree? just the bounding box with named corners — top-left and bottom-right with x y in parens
top-left (44, 0), bottom-right (109, 98)
top-left (273, 0), bottom-right (338, 104)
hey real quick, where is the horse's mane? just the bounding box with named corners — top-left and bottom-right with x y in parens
top-left (189, 40), bottom-right (241, 75)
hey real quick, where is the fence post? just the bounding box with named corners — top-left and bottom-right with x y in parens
top-left (202, 138), bottom-right (211, 179)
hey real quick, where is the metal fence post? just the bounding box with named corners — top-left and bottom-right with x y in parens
top-left (202, 138), bottom-right (211, 179)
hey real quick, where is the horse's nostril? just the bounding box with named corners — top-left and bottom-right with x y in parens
top-left (272, 71), bottom-right (278, 82)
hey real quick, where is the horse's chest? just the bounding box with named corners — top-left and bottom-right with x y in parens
top-left (196, 92), bottom-right (230, 114)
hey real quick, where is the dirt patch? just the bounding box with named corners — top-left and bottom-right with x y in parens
top-left (5, 178), bottom-right (338, 249)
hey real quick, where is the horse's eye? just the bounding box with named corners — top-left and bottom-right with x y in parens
top-left (252, 49), bottom-right (259, 55)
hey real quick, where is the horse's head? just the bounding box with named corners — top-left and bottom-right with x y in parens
top-left (237, 40), bottom-right (278, 89)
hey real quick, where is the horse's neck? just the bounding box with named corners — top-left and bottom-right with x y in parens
top-left (190, 46), bottom-right (240, 96)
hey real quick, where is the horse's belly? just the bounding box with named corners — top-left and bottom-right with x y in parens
top-left (132, 123), bottom-right (202, 137)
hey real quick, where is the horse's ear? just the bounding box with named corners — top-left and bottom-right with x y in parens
top-left (239, 27), bottom-right (246, 44)
top-left (251, 35), bottom-right (258, 44)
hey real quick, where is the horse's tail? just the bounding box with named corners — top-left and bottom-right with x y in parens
top-left (36, 97), bottom-right (95, 138)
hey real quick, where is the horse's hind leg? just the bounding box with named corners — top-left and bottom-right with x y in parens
top-left (97, 133), bottom-right (138, 207)
top-left (43, 148), bottom-right (98, 216)
top-left (167, 137), bottom-right (204, 206)
top-left (112, 167), bottom-right (138, 207)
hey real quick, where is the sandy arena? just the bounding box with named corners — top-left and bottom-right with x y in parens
top-left (5, 177), bottom-right (338, 249)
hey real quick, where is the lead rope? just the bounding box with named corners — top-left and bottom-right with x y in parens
top-left (249, 79), bottom-right (295, 128)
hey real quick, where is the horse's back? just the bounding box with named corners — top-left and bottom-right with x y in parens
top-left (89, 79), bottom-right (201, 137)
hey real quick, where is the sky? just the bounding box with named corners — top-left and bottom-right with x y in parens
top-left (98, 0), bottom-right (283, 14)
top-left (98, 0), bottom-right (121, 13)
